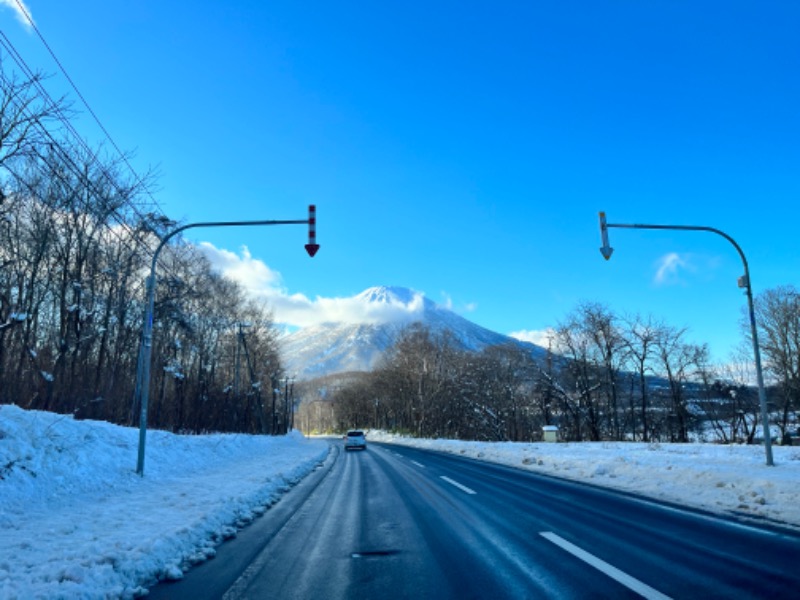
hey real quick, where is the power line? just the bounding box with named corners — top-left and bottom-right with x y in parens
top-left (11, 0), bottom-right (165, 216)
top-left (0, 58), bottom-right (156, 254)
top-left (0, 32), bottom-right (158, 216)
top-left (0, 26), bottom-right (210, 297)
top-left (0, 55), bottom-right (193, 288)
top-left (0, 32), bottom-right (191, 263)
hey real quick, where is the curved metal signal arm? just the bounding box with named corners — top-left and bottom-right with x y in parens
top-left (134, 209), bottom-right (318, 475)
top-left (598, 213), bottom-right (774, 466)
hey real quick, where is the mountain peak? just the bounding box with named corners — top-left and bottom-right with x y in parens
top-left (281, 285), bottom-right (546, 380)
top-left (356, 286), bottom-right (424, 306)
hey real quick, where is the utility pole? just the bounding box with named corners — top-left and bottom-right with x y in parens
top-left (233, 323), bottom-right (242, 401)
top-left (271, 375), bottom-right (278, 435)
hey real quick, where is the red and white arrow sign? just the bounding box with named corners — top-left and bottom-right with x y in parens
top-left (305, 204), bottom-right (320, 257)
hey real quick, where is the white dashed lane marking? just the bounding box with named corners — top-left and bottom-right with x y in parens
top-left (440, 476), bottom-right (477, 495)
top-left (540, 532), bottom-right (672, 600)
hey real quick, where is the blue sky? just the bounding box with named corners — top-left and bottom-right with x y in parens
top-left (3, 1), bottom-right (799, 362)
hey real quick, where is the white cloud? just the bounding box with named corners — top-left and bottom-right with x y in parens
top-left (199, 243), bottom-right (282, 292)
top-left (1, 0), bottom-right (34, 28)
top-left (271, 291), bottom-right (428, 328)
top-left (198, 242), bottom-right (428, 328)
top-left (654, 252), bottom-right (691, 286)
top-left (509, 328), bottom-right (556, 348)
top-left (439, 292), bottom-right (453, 310)
top-left (439, 291), bottom-right (477, 314)
top-left (315, 292), bottom-right (426, 326)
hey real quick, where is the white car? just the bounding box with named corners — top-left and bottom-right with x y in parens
top-left (344, 430), bottom-right (367, 451)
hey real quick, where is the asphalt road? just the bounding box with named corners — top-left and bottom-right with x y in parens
top-left (150, 440), bottom-right (800, 599)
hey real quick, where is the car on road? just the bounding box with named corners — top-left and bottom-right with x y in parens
top-left (344, 429), bottom-right (367, 451)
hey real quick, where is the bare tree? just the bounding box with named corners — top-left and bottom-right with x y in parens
top-left (0, 62), bottom-right (70, 169)
top-left (0, 59), bottom-right (295, 436)
top-left (621, 314), bottom-right (663, 442)
top-left (652, 324), bottom-right (707, 442)
top-left (550, 304), bottom-right (612, 441)
top-left (697, 347), bottom-right (761, 443)
top-left (751, 285), bottom-right (800, 437)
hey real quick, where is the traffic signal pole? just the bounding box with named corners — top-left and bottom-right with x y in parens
top-left (598, 212), bottom-right (774, 466)
top-left (134, 206), bottom-right (319, 475)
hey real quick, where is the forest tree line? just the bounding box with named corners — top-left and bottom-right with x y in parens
top-left (0, 60), bottom-right (291, 434)
top-left (309, 293), bottom-right (800, 444)
top-left (2, 60), bottom-right (798, 444)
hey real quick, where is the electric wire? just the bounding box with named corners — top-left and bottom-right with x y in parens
top-left (0, 31), bottom-right (158, 220)
top-left (0, 20), bottom-right (209, 293)
top-left (0, 63), bottom-right (194, 290)
top-left (0, 30), bottom-right (210, 285)
top-left (0, 64), bottom-right (160, 268)
top-left (11, 0), bottom-right (165, 215)
top-left (0, 31), bottom-right (193, 287)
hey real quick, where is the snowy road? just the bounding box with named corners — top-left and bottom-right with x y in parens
top-left (150, 440), bottom-right (800, 599)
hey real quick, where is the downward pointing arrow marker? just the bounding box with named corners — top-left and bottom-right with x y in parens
top-left (599, 212), bottom-right (613, 260)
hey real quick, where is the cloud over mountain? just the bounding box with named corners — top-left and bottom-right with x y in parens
top-left (199, 243), bottom-right (435, 328)
top-left (509, 328), bottom-right (555, 347)
top-left (198, 244), bottom-right (546, 380)
top-left (280, 286), bottom-right (545, 379)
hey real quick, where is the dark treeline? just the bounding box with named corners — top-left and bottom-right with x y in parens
top-left (0, 60), bottom-right (289, 434)
top-left (317, 295), bottom-right (800, 444)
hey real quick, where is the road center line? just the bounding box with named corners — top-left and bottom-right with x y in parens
top-left (411, 460), bottom-right (425, 468)
top-left (539, 532), bottom-right (672, 600)
top-left (440, 476), bottom-right (476, 495)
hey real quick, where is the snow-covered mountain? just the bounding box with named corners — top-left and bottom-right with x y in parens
top-left (280, 286), bottom-right (545, 380)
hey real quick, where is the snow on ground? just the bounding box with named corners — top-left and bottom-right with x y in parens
top-left (0, 405), bottom-right (329, 599)
top-left (2, 404), bottom-right (800, 599)
top-left (369, 431), bottom-right (800, 530)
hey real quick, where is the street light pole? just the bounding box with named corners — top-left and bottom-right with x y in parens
top-left (134, 207), bottom-right (319, 475)
top-left (598, 212), bottom-right (774, 466)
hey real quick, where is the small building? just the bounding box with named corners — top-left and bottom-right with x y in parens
top-left (542, 425), bottom-right (559, 443)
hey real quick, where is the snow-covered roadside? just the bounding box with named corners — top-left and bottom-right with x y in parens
top-left (3, 404), bottom-right (800, 599)
top-left (370, 431), bottom-right (800, 529)
top-left (0, 405), bottom-right (329, 599)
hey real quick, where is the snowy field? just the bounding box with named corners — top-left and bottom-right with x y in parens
top-left (2, 404), bottom-right (800, 598)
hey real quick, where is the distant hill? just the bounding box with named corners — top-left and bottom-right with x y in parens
top-left (280, 286), bottom-right (546, 380)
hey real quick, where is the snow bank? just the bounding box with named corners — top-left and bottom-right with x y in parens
top-left (0, 405), bottom-right (329, 599)
top-left (3, 403), bottom-right (799, 598)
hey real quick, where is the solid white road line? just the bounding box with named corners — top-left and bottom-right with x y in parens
top-left (440, 476), bottom-right (477, 495)
top-left (539, 532), bottom-right (672, 600)
top-left (411, 461), bottom-right (425, 468)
